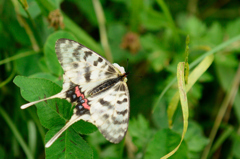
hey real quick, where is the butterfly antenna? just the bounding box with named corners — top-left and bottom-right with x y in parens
top-left (126, 59), bottom-right (129, 73)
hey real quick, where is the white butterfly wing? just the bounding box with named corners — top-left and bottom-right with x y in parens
top-left (88, 82), bottom-right (129, 143)
top-left (55, 39), bottom-right (119, 93)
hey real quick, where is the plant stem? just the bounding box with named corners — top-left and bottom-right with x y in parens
top-left (92, 0), bottom-right (113, 62)
top-left (201, 63), bottom-right (240, 159)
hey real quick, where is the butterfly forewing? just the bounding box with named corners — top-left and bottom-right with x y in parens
top-left (55, 39), bottom-right (120, 94)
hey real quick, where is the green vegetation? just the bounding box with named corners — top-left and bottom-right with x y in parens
top-left (0, 0), bottom-right (240, 158)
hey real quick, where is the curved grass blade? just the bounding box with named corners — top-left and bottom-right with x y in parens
top-left (161, 62), bottom-right (189, 159)
top-left (168, 55), bottom-right (214, 127)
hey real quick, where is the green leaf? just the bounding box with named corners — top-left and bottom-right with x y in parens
top-left (168, 55), bottom-right (214, 126)
top-left (140, 7), bottom-right (166, 30)
top-left (19, 0), bottom-right (41, 19)
top-left (45, 127), bottom-right (93, 159)
top-left (215, 53), bottom-right (239, 91)
top-left (148, 50), bottom-right (168, 72)
top-left (14, 50), bottom-right (42, 76)
top-left (226, 18), bottom-right (240, 38)
top-left (205, 22), bottom-right (223, 45)
top-left (73, 120), bottom-right (97, 135)
top-left (128, 115), bottom-right (153, 151)
top-left (30, 72), bottom-right (62, 87)
top-left (8, 20), bottom-right (31, 45)
top-left (174, 121), bottom-right (209, 157)
top-left (185, 16), bottom-right (207, 37)
top-left (44, 30), bottom-right (77, 76)
top-left (144, 129), bottom-right (188, 159)
top-left (13, 76), bottom-right (67, 129)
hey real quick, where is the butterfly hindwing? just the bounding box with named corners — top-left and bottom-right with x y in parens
top-left (89, 82), bottom-right (129, 143)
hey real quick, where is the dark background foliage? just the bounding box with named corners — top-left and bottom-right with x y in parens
top-left (0, 0), bottom-right (240, 158)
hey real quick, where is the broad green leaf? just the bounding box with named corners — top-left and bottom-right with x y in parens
top-left (148, 50), bottom-right (168, 72)
top-left (14, 50), bottom-right (42, 76)
top-left (226, 18), bottom-right (240, 38)
top-left (13, 76), bottom-right (67, 129)
top-left (73, 120), bottom-right (97, 135)
top-left (144, 129), bottom-right (188, 159)
top-left (161, 62), bottom-right (189, 159)
top-left (45, 127), bottom-right (93, 159)
top-left (168, 55), bottom-right (214, 126)
top-left (185, 16), bottom-right (207, 37)
top-left (44, 30), bottom-right (77, 76)
top-left (140, 34), bottom-right (163, 51)
top-left (30, 72), bottom-right (62, 86)
top-left (38, 57), bottom-right (51, 73)
top-left (205, 22), bottom-right (223, 45)
top-left (215, 53), bottom-right (239, 91)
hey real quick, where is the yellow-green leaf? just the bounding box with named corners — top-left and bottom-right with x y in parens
top-left (167, 55), bottom-right (214, 127)
top-left (161, 62), bottom-right (189, 159)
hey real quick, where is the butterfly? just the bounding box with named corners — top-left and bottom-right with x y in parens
top-left (21, 39), bottom-right (130, 148)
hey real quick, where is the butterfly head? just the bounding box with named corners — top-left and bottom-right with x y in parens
top-left (113, 63), bottom-right (129, 83)
top-left (123, 72), bottom-right (129, 83)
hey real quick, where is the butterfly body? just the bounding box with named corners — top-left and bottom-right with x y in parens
top-left (20, 39), bottom-right (130, 147)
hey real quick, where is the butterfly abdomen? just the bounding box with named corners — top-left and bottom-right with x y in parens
top-left (88, 75), bottom-right (125, 97)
